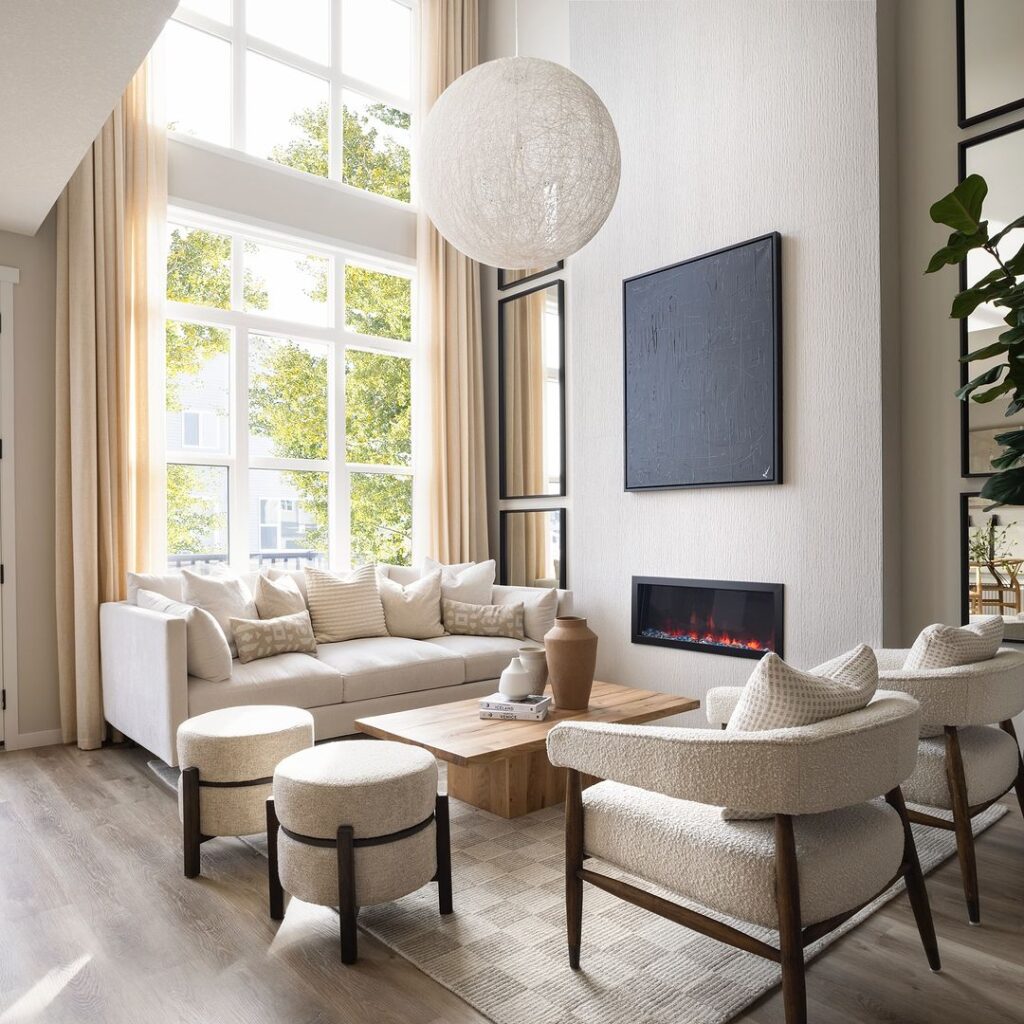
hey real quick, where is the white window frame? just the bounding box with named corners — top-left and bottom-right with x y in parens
top-left (165, 203), bottom-right (417, 572)
top-left (168, 0), bottom-right (418, 206)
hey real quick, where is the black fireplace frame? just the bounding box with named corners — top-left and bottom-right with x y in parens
top-left (631, 576), bottom-right (785, 660)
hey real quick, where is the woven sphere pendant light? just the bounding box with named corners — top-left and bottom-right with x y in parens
top-left (419, 56), bottom-right (621, 269)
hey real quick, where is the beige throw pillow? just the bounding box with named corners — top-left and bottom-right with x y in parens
top-left (136, 589), bottom-right (232, 682)
top-left (254, 573), bottom-right (306, 619)
top-left (180, 569), bottom-right (258, 658)
top-left (377, 570), bottom-right (445, 639)
top-left (303, 564), bottom-right (387, 643)
top-left (903, 616), bottom-right (1002, 670)
top-left (127, 572), bottom-right (182, 604)
top-left (424, 557), bottom-right (496, 605)
top-left (492, 585), bottom-right (557, 642)
top-left (230, 611), bottom-right (317, 664)
top-left (442, 598), bottom-right (525, 639)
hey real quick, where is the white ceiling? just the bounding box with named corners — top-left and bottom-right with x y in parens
top-left (0, 0), bottom-right (177, 236)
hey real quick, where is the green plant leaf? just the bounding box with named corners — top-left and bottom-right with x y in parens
top-left (980, 466), bottom-right (1024, 507)
top-left (951, 279), bottom-right (1017, 318)
top-left (961, 341), bottom-right (1009, 362)
top-left (989, 216), bottom-right (1024, 248)
top-left (990, 450), bottom-right (1024, 470)
top-left (955, 364), bottom-right (1005, 399)
top-left (925, 226), bottom-right (990, 273)
top-left (994, 427), bottom-right (1024, 448)
top-left (1000, 326), bottom-right (1024, 345)
top-left (973, 380), bottom-right (1014, 403)
top-left (929, 174), bottom-right (988, 233)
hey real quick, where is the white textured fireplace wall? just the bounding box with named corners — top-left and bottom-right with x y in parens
top-left (567, 1), bottom-right (896, 717)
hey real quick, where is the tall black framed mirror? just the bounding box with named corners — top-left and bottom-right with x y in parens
top-left (959, 118), bottom-right (1024, 476)
top-left (498, 279), bottom-right (566, 499)
top-left (957, 0), bottom-right (1024, 128)
top-left (497, 262), bottom-right (564, 291)
top-left (499, 508), bottom-right (566, 589)
top-left (961, 492), bottom-right (1024, 643)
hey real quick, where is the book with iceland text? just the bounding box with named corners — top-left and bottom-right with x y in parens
top-left (479, 693), bottom-right (552, 714)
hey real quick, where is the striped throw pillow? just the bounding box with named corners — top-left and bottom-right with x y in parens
top-left (303, 564), bottom-right (387, 643)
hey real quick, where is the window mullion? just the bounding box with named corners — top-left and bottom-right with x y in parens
top-left (229, 230), bottom-right (249, 571)
top-left (329, 0), bottom-right (342, 181)
top-left (331, 250), bottom-right (349, 569)
top-left (232, 0), bottom-right (246, 152)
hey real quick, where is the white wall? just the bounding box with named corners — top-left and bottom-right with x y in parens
top-left (566, 1), bottom-right (891, 718)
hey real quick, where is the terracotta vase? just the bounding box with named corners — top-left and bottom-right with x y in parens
top-left (544, 616), bottom-right (598, 710)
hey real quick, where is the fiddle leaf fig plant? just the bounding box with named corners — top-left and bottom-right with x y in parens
top-left (927, 173), bottom-right (1024, 506)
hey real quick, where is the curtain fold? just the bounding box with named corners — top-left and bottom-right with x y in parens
top-left (416, 0), bottom-right (489, 564)
top-left (56, 59), bottom-right (165, 749)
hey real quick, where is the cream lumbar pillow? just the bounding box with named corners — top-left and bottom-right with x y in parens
top-left (303, 564), bottom-right (387, 643)
top-left (903, 616), bottom-right (1002, 671)
top-left (229, 610), bottom-right (317, 664)
top-left (377, 569), bottom-right (445, 640)
top-left (181, 569), bottom-right (258, 658)
top-left (492, 585), bottom-right (557, 642)
top-left (136, 589), bottom-right (232, 682)
top-left (127, 572), bottom-right (182, 604)
top-left (254, 572), bottom-right (306, 619)
top-left (423, 557), bottom-right (496, 606)
top-left (442, 598), bottom-right (525, 639)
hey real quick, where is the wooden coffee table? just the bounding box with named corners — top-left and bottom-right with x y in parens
top-left (355, 681), bottom-right (700, 818)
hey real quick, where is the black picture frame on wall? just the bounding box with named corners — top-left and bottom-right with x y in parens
top-left (497, 279), bottom-right (567, 499)
top-left (497, 261), bottom-right (564, 291)
top-left (622, 232), bottom-right (782, 491)
top-left (957, 117), bottom-right (1024, 478)
top-left (499, 507), bottom-right (567, 590)
top-left (956, 0), bottom-right (1024, 129)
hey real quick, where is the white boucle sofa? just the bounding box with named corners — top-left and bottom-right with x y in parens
top-left (100, 566), bottom-right (572, 766)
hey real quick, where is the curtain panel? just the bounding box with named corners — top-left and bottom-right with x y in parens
top-left (55, 60), bottom-right (165, 749)
top-left (416, 0), bottom-right (489, 565)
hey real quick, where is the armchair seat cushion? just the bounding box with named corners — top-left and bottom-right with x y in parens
top-left (582, 781), bottom-right (904, 928)
top-left (903, 725), bottom-right (1019, 809)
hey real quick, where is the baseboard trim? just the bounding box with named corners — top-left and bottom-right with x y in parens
top-left (3, 728), bottom-right (64, 751)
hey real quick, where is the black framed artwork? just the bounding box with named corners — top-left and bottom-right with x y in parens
top-left (623, 232), bottom-right (782, 491)
top-left (956, 0), bottom-right (1024, 129)
top-left (497, 261), bottom-right (564, 291)
top-left (957, 118), bottom-right (1024, 477)
top-left (499, 508), bottom-right (567, 589)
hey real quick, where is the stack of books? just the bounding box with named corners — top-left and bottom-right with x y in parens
top-left (479, 693), bottom-right (552, 721)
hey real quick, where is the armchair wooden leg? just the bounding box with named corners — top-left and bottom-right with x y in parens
top-left (181, 766), bottom-right (202, 879)
top-left (945, 726), bottom-right (981, 925)
top-left (999, 719), bottom-right (1024, 820)
top-left (435, 794), bottom-right (453, 915)
top-left (337, 825), bottom-right (358, 964)
top-left (565, 768), bottom-right (584, 970)
top-left (774, 814), bottom-right (807, 1024)
top-left (266, 797), bottom-right (284, 921)
top-left (885, 787), bottom-right (941, 971)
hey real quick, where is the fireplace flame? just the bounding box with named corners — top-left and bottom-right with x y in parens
top-left (641, 623), bottom-right (772, 653)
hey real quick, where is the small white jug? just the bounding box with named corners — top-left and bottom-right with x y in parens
top-left (498, 656), bottom-right (534, 700)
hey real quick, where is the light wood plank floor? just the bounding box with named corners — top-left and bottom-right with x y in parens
top-left (1, 742), bottom-right (1022, 1024)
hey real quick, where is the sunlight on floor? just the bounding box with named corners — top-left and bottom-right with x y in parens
top-left (0, 954), bottom-right (91, 1023)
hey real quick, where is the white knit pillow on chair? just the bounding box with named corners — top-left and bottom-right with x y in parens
top-left (903, 616), bottom-right (1003, 671)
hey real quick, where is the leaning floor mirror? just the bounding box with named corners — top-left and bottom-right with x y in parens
top-left (500, 508), bottom-right (566, 589)
top-left (962, 493), bottom-right (1024, 643)
top-left (498, 280), bottom-right (565, 499)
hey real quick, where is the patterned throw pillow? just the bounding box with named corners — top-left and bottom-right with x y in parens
top-left (254, 572), bottom-right (306, 619)
top-left (303, 564), bottom-right (387, 643)
top-left (229, 611), bottom-right (317, 664)
top-left (727, 645), bottom-right (879, 732)
top-left (442, 598), bottom-right (525, 639)
top-left (903, 616), bottom-right (1003, 671)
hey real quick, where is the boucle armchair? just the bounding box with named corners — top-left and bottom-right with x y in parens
top-left (546, 692), bottom-right (939, 1024)
top-left (871, 647), bottom-right (1024, 925)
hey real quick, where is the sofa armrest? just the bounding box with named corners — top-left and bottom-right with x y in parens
top-left (705, 686), bottom-right (745, 727)
top-left (101, 602), bottom-right (189, 766)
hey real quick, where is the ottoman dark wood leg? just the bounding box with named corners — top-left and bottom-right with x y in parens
top-left (435, 793), bottom-right (453, 915)
top-left (337, 825), bottom-right (358, 964)
top-left (266, 797), bottom-right (284, 921)
top-left (182, 766), bottom-right (202, 879)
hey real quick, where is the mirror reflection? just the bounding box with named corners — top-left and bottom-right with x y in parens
top-left (500, 508), bottom-right (565, 589)
top-left (499, 281), bottom-right (565, 498)
top-left (963, 494), bottom-right (1024, 642)
top-left (962, 121), bottom-right (1024, 474)
top-left (960, 0), bottom-right (1024, 124)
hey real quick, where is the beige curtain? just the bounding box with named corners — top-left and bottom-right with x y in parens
top-left (417, 0), bottom-right (489, 564)
top-left (55, 60), bottom-right (165, 749)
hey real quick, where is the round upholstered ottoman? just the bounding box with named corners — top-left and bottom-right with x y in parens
top-left (177, 705), bottom-right (314, 878)
top-left (267, 740), bottom-right (452, 963)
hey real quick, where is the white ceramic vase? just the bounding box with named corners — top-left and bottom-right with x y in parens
top-left (517, 645), bottom-right (549, 695)
top-left (498, 656), bottom-right (533, 700)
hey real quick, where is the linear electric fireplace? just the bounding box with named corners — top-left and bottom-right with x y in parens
top-left (631, 576), bottom-right (784, 660)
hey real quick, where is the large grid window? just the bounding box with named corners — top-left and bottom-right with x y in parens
top-left (164, 0), bottom-right (415, 202)
top-left (164, 210), bottom-right (415, 572)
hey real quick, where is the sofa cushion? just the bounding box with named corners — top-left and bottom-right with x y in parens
top-left (492, 585), bottom-right (557, 642)
top-left (583, 781), bottom-right (904, 928)
top-left (182, 570), bottom-right (258, 658)
top-left (127, 571), bottom-right (182, 604)
top-left (304, 564), bottom-right (387, 643)
top-left (253, 573), bottom-right (306, 618)
top-left (187, 653), bottom-right (343, 716)
top-left (424, 557), bottom-right (496, 605)
top-left (420, 634), bottom-right (524, 683)
top-left (137, 589), bottom-right (232, 682)
top-left (316, 637), bottom-right (464, 703)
